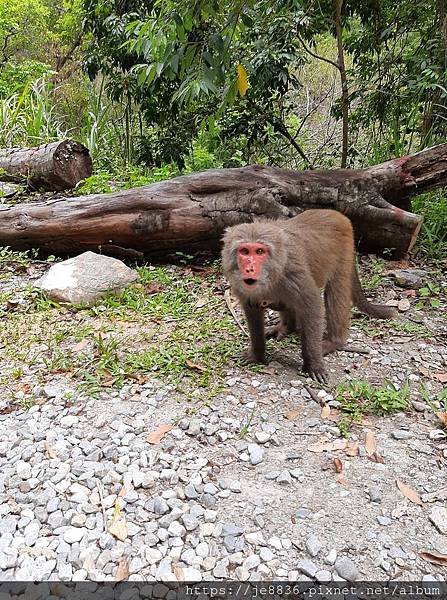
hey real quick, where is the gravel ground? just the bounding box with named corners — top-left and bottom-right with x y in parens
top-left (0, 257), bottom-right (446, 583)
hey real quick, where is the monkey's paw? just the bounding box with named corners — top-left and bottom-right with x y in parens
top-left (241, 349), bottom-right (266, 365)
top-left (304, 363), bottom-right (328, 384)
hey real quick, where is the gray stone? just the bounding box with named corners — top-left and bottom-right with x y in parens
top-left (224, 536), bottom-right (237, 552)
top-left (296, 508), bottom-right (312, 520)
top-left (297, 559), bottom-right (318, 578)
top-left (222, 523), bottom-right (244, 537)
top-left (247, 444), bottom-right (264, 465)
top-left (255, 431), bottom-right (270, 444)
top-left (63, 527), bottom-right (86, 544)
top-left (184, 484), bottom-right (198, 499)
top-left (306, 534), bottom-right (321, 557)
top-left (183, 567), bottom-right (202, 582)
top-left (203, 483), bottom-right (218, 495)
top-left (325, 549), bottom-right (337, 565)
top-left (391, 430), bottom-right (413, 440)
top-left (429, 506), bottom-right (447, 534)
top-left (242, 554), bottom-right (260, 570)
top-left (36, 251), bottom-right (137, 305)
top-left (200, 493), bottom-right (216, 508)
top-left (334, 557), bottom-right (359, 581)
top-left (187, 420), bottom-right (201, 436)
top-left (277, 470), bottom-right (292, 485)
top-left (24, 520), bottom-right (40, 546)
top-left (181, 514), bottom-right (199, 532)
top-left (368, 487), bottom-right (381, 503)
top-left (315, 570), bottom-right (332, 583)
top-left (213, 558), bottom-right (229, 578)
top-left (260, 547), bottom-right (275, 562)
top-left (390, 269), bottom-right (427, 289)
top-left (153, 497), bottom-right (170, 515)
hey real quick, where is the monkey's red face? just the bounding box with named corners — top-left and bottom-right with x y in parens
top-left (236, 243), bottom-right (269, 287)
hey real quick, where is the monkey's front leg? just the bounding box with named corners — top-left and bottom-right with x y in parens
top-left (242, 302), bottom-right (266, 364)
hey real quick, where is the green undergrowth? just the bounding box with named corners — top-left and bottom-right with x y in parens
top-left (0, 264), bottom-right (241, 403)
top-left (335, 379), bottom-right (410, 436)
top-left (412, 190), bottom-right (447, 260)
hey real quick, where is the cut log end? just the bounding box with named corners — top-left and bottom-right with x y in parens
top-left (0, 139), bottom-right (93, 191)
top-left (49, 140), bottom-right (93, 191)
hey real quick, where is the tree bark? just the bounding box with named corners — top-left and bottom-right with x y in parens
top-left (0, 144), bottom-right (446, 260)
top-left (0, 140), bottom-right (92, 191)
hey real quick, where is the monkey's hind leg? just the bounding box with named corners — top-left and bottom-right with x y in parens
top-left (322, 269), bottom-right (352, 356)
top-left (265, 310), bottom-right (296, 340)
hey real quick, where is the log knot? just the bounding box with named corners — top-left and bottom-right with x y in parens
top-left (132, 210), bottom-right (169, 235)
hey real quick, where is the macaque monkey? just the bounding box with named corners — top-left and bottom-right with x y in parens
top-left (222, 209), bottom-right (395, 383)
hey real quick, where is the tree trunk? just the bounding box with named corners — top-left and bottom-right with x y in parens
top-left (0, 144), bottom-right (446, 260)
top-left (0, 140), bottom-right (92, 191)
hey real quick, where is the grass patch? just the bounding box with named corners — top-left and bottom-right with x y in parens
top-left (0, 263), bottom-right (241, 402)
top-left (387, 320), bottom-right (432, 338)
top-left (412, 190), bottom-right (447, 260)
top-left (336, 379), bottom-right (410, 435)
top-left (418, 384), bottom-right (447, 413)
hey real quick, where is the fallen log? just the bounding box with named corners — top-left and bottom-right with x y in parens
top-left (0, 140), bottom-right (92, 191)
top-left (0, 144), bottom-right (446, 259)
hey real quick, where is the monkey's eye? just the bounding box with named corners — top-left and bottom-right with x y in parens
top-left (239, 247), bottom-right (249, 255)
top-left (256, 248), bottom-right (265, 255)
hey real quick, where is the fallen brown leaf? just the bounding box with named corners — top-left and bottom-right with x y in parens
top-left (72, 339), bottom-right (89, 352)
top-left (144, 282), bottom-right (166, 295)
top-left (328, 408), bottom-right (341, 423)
top-left (436, 412), bottom-right (447, 429)
top-left (194, 298), bottom-right (209, 309)
top-left (115, 557), bottom-right (129, 581)
top-left (336, 474), bottom-right (350, 488)
top-left (146, 424), bottom-right (173, 444)
top-left (173, 565), bottom-right (184, 580)
top-left (419, 550), bottom-right (447, 566)
top-left (259, 367), bottom-right (276, 375)
top-left (368, 452), bottom-right (385, 464)
top-left (396, 479), bottom-right (422, 505)
top-left (307, 439), bottom-right (347, 453)
top-left (44, 442), bottom-right (57, 459)
top-left (185, 359), bottom-right (206, 372)
top-left (402, 289), bottom-right (417, 298)
top-left (285, 409), bottom-right (300, 421)
top-left (0, 404), bottom-right (17, 415)
top-left (344, 441), bottom-right (359, 457)
top-left (365, 431), bottom-right (376, 456)
top-left (434, 372), bottom-right (447, 384)
top-left (419, 366), bottom-right (430, 377)
top-left (333, 458), bottom-right (343, 473)
top-left (321, 405), bottom-right (331, 420)
top-left (108, 502), bottom-right (128, 541)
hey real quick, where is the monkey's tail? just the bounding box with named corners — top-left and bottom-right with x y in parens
top-left (352, 266), bottom-right (396, 319)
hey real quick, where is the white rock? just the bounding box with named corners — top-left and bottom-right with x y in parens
top-left (36, 251), bottom-right (137, 305)
top-left (63, 527), bottom-right (85, 544)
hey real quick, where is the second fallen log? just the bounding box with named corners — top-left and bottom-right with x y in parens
top-left (0, 139), bottom-right (92, 191)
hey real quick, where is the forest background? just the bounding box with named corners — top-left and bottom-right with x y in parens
top-left (0, 0), bottom-right (446, 259)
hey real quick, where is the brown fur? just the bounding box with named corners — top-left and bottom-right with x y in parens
top-left (222, 209), bottom-right (395, 382)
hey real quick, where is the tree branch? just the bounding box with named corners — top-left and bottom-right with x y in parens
top-left (297, 34), bottom-right (340, 71)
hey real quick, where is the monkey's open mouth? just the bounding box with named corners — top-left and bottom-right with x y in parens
top-left (243, 278), bottom-right (257, 286)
